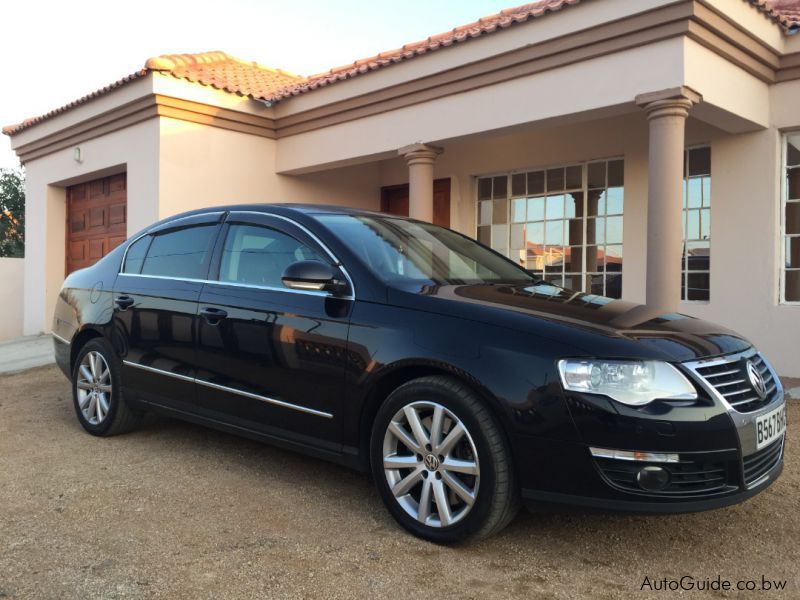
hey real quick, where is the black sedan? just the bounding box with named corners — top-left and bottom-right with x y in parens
top-left (52, 204), bottom-right (786, 543)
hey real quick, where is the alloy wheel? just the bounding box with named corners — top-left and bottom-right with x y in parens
top-left (76, 351), bottom-right (112, 425)
top-left (382, 401), bottom-right (480, 527)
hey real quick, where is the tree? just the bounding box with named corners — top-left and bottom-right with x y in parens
top-left (0, 168), bottom-right (24, 257)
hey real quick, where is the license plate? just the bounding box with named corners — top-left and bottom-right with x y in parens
top-left (755, 404), bottom-right (787, 450)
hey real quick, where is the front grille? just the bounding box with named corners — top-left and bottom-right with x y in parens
top-left (595, 456), bottom-right (734, 496)
top-left (693, 352), bottom-right (778, 413)
top-left (743, 439), bottom-right (784, 487)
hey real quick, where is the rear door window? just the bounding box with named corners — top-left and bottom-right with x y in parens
top-left (140, 225), bottom-right (218, 279)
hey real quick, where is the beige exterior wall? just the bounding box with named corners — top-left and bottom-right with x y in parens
top-left (157, 117), bottom-right (380, 220)
top-left (21, 118), bottom-right (161, 337)
top-left (0, 258), bottom-right (24, 341)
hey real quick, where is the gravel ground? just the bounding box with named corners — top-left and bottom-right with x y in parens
top-left (1, 365), bottom-right (798, 600)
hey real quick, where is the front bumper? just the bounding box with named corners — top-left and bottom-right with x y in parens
top-left (518, 347), bottom-right (786, 512)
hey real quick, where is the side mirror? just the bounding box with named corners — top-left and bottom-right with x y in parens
top-left (281, 260), bottom-right (347, 295)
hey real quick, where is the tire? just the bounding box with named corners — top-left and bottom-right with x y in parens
top-left (71, 337), bottom-right (142, 436)
top-left (370, 375), bottom-right (519, 543)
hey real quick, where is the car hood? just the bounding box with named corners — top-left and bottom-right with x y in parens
top-left (388, 282), bottom-right (751, 362)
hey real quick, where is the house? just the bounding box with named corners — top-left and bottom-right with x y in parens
top-left (4, 0), bottom-right (800, 375)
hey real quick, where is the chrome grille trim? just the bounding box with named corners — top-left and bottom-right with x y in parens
top-left (683, 348), bottom-right (783, 414)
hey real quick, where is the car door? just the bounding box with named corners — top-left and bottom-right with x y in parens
top-left (193, 212), bottom-right (353, 450)
top-left (113, 212), bottom-right (224, 413)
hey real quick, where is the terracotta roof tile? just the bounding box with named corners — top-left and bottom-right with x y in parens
top-left (270, 0), bottom-right (582, 101)
top-left (749, 0), bottom-right (800, 31)
top-left (2, 71), bottom-right (147, 136)
top-left (4, 0), bottom-right (798, 137)
top-left (144, 51), bottom-right (306, 99)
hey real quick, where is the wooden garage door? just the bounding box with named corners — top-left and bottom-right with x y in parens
top-left (66, 173), bottom-right (127, 274)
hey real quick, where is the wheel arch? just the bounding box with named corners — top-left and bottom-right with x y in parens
top-left (358, 360), bottom-right (513, 470)
top-left (69, 327), bottom-right (104, 373)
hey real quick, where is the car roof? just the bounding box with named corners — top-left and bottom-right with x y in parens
top-left (155, 203), bottom-right (408, 226)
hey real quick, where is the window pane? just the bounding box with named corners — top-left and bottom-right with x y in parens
top-left (687, 178), bottom-right (702, 208)
top-left (606, 216), bottom-right (623, 244)
top-left (491, 224), bottom-right (508, 252)
top-left (477, 178), bottom-right (492, 201)
top-left (607, 160), bottom-right (624, 187)
top-left (511, 173), bottom-right (526, 197)
top-left (702, 178), bottom-right (711, 207)
top-left (587, 162), bottom-right (605, 188)
top-left (605, 244), bottom-right (623, 266)
top-left (527, 171), bottom-right (545, 195)
top-left (545, 220), bottom-right (564, 246)
top-left (545, 195), bottom-right (564, 220)
top-left (566, 165), bottom-right (582, 189)
top-left (787, 135), bottom-right (800, 167)
top-left (686, 210), bottom-right (700, 240)
top-left (123, 235), bottom-right (151, 274)
top-left (527, 197), bottom-right (545, 222)
top-left (789, 168), bottom-right (800, 200)
top-left (492, 198), bottom-right (508, 224)
top-left (565, 192), bottom-right (580, 219)
top-left (605, 187), bottom-right (624, 215)
top-left (688, 147), bottom-right (711, 176)
top-left (786, 270), bottom-right (800, 302)
top-left (479, 200), bottom-right (492, 225)
top-left (566, 247), bottom-right (583, 273)
top-left (141, 225), bottom-right (216, 279)
top-left (478, 225), bottom-right (490, 246)
top-left (565, 220), bottom-right (583, 246)
top-left (564, 273), bottom-right (583, 291)
top-left (787, 202), bottom-right (800, 235)
top-left (787, 237), bottom-right (800, 268)
top-left (594, 217), bottom-right (606, 244)
top-left (219, 225), bottom-right (321, 286)
top-left (686, 241), bottom-right (710, 271)
top-left (492, 176), bottom-right (507, 199)
top-left (510, 223), bottom-right (525, 250)
top-left (511, 198), bottom-right (526, 223)
top-left (546, 168), bottom-right (565, 192)
top-left (700, 208), bottom-right (711, 240)
top-left (589, 273), bottom-right (604, 295)
top-left (586, 217), bottom-right (599, 244)
top-left (526, 222), bottom-right (544, 246)
top-left (686, 273), bottom-right (710, 301)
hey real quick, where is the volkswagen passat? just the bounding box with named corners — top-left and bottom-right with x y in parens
top-left (52, 205), bottom-right (786, 543)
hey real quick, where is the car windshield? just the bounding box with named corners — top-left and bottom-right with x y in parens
top-left (316, 213), bottom-right (536, 287)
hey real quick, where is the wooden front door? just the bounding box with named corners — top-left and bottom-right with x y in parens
top-left (66, 173), bottom-right (127, 274)
top-left (381, 178), bottom-right (451, 227)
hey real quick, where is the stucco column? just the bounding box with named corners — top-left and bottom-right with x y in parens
top-left (636, 87), bottom-right (701, 311)
top-left (399, 143), bottom-right (443, 222)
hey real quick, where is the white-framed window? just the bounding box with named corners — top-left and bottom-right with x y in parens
top-left (681, 146), bottom-right (711, 302)
top-left (476, 159), bottom-right (624, 298)
top-left (782, 133), bottom-right (800, 303)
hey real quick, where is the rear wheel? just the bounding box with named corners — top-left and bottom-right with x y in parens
top-left (71, 338), bottom-right (141, 436)
top-left (370, 375), bottom-right (519, 543)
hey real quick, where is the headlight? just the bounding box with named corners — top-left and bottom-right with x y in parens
top-left (557, 359), bottom-right (697, 406)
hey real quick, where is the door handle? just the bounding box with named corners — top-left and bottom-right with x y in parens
top-left (200, 307), bottom-right (228, 323)
top-left (114, 295), bottom-right (135, 310)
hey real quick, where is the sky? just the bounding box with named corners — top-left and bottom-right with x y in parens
top-left (0, 0), bottom-right (514, 170)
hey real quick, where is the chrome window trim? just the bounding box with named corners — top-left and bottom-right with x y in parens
top-left (122, 360), bottom-right (333, 419)
top-left (119, 212), bottom-right (225, 274)
top-left (228, 211), bottom-right (356, 300)
top-left (117, 210), bottom-right (356, 301)
top-left (52, 332), bottom-right (71, 345)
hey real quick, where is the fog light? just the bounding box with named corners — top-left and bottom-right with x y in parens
top-left (636, 466), bottom-right (670, 491)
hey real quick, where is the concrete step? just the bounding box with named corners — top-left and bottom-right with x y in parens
top-left (0, 334), bottom-right (56, 375)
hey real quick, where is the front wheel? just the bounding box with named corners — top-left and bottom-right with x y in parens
top-left (370, 375), bottom-right (519, 543)
top-left (71, 337), bottom-right (142, 436)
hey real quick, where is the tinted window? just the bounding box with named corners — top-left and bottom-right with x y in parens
top-left (140, 225), bottom-right (217, 279)
top-left (219, 224), bottom-right (323, 287)
top-left (317, 214), bottom-right (534, 287)
top-left (123, 235), bottom-right (151, 274)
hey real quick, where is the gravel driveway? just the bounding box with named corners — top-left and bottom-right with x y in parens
top-left (1, 365), bottom-right (798, 599)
